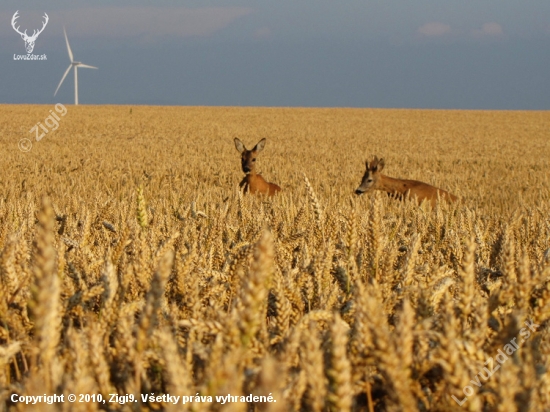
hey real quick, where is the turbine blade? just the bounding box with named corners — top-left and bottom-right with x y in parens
top-left (54, 65), bottom-right (72, 96)
top-left (76, 63), bottom-right (98, 69)
top-left (64, 27), bottom-right (74, 62)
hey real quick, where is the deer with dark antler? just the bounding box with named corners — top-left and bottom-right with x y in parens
top-left (355, 156), bottom-right (458, 207)
top-left (11, 11), bottom-right (49, 54)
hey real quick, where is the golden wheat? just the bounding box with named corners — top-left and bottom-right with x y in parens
top-left (0, 105), bottom-right (549, 411)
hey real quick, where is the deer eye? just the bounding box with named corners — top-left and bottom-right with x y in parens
top-left (252, 159), bottom-right (256, 162)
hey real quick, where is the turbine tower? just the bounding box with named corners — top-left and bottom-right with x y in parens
top-left (54, 28), bottom-right (97, 105)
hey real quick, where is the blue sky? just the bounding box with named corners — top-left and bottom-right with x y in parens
top-left (1, 1), bottom-right (549, 109)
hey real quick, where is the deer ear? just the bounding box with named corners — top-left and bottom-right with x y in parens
top-left (370, 156), bottom-right (379, 172)
top-left (234, 138), bottom-right (245, 153)
top-left (365, 160), bottom-right (370, 170)
top-left (254, 138), bottom-right (266, 153)
top-left (377, 158), bottom-right (385, 172)
top-left (370, 155), bottom-right (379, 171)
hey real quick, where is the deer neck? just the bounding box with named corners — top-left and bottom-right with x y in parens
top-left (376, 174), bottom-right (410, 196)
top-left (246, 167), bottom-right (259, 178)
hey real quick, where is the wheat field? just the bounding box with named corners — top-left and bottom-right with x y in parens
top-left (0, 105), bottom-right (549, 411)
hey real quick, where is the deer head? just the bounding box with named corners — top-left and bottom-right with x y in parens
top-left (234, 138), bottom-right (266, 174)
top-left (355, 156), bottom-right (385, 195)
top-left (12, 11), bottom-right (49, 54)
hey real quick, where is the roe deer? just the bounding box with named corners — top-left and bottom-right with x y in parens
top-left (234, 138), bottom-right (281, 196)
top-left (355, 156), bottom-right (457, 207)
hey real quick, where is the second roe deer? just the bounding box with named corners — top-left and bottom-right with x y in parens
top-left (234, 138), bottom-right (281, 196)
top-left (355, 156), bottom-right (458, 207)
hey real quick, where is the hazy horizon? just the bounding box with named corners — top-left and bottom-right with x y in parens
top-left (1, 1), bottom-right (549, 110)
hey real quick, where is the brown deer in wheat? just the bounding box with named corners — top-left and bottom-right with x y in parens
top-left (355, 156), bottom-right (457, 207)
top-left (234, 138), bottom-right (281, 196)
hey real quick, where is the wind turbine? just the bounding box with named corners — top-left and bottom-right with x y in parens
top-left (54, 28), bottom-right (97, 105)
